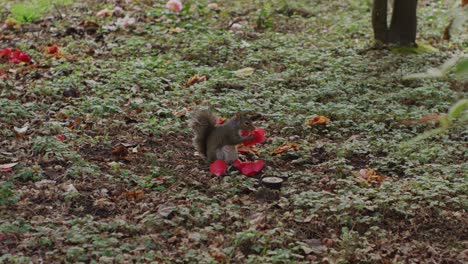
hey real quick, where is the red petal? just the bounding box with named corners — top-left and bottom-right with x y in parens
top-left (232, 159), bottom-right (243, 169)
top-left (10, 50), bottom-right (30, 64)
top-left (0, 48), bottom-right (12, 58)
top-left (216, 117), bottom-right (225, 125)
top-left (240, 130), bottom-right (251, 137)
top-left (232, 160), bottom-right (265, 177)
top-left (251, 161), bottom-right (265, 171)
top-left (242, 128), bottom-right (265, 146)
top-left (210, 160), bottom-right (227, 176)
top-left (56, 135), bottom-right (65, 141)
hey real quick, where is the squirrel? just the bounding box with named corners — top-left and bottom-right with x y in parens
top-left (189, 109), bottom-right (255, 163)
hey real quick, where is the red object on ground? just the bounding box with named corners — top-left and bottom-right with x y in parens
top-left (216, 117), bottom-right (226, 125)
top-left (232, 160), bottom-right (265, 177)
top-left (10, 50), bottom-right (31, 63)
top-left (210, 160), bottom-right (227, 176)
top-left (47, 45), bottom-right (59, 54)
top-left (240, 130), bottom-right (251, 137)
top-left (0, 48), bottom-right (31, 64)
top-left (0, 48), bottom-right (12, 59)
top-left (242, 128), bottom-right (265, 147)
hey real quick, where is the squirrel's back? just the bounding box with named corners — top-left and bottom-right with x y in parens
top-left (189, 109), bottom-right (217, 157)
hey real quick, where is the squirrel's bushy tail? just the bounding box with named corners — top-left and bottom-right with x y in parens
top-left (189, 109), bottom-right (216, 157)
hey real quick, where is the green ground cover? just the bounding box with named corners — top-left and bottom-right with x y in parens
top-left (0, 0), bottom-right (466, 263)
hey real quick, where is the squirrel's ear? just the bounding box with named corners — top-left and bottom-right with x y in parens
top-left (234, 112), bottom-right (241, 120)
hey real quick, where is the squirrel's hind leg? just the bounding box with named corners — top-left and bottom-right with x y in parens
top-left (217, 145), bottom-right (238, 164)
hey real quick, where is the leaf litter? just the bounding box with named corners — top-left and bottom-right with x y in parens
top-left (0, 0), bottom-right (466, 263)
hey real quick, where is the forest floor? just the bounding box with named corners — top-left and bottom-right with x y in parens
top-left (0, 0), bottom-right (467, 263)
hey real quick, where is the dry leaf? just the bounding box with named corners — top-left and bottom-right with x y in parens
top-left (80, 21), bottom-right (100, 34)
top-left (417, 113), bottom-right (441, 123)
top-left (169, 27), bottom-right (185, 33)
top-left (13, 123), bottom-right (29, 135)
top-left (234, 67), bottom-right (255, 77)
top-left (3, 18), bottom-right (19, 29)
top-left (249, 212), bottom-right (267, 226)
top-left (272, 142), bottom-right (300, 155)
top-left (35, 179), bottom-right (57, 189)
top-left (0, 69), bottom-right (6, 79)
top-left (306, 116), bottom-right (330, 126)
top-left (157, 204), bottom-right (176, 218)
top-left (210, 247), bottom-right (227, 263)
top-left (294, 215), bottom-right (313, 223)
top-left (62, 183), bottom-right (79, 195)
top-left (45, 44), bottom-right (64, 59)
top-left (67, 117), bottom-right (82, 130)
top-left (402, 113), bottom-right (441, 125)
top-left (116, 15), bottom-right (136, 29)
top-left (56, 112), bottom-right (68, 119)
top-left (111, 144), bottom-right (129, 160)
top-left (94, 198), bottom-right (114, 208)
top-left (0, 162), bottom-right (18, 172)
top-left (172, 110), bottom-right (186, 117)
top-left (96, 8), bottom-right (112, 17)
top-left (358, 169), bottom-right (387, 185)
top-left (207, 3), bottom-right (220, 10)
top-left (236, 144), bottom-right (258, 154)
top-left (121, 189), bottom-right (145, 201)
top-left (185, 74), bottom-right (207, 87)
top-left (302, 239), bottom-right (327, 254)
top-left (230, 23), bottom-right (243, 31)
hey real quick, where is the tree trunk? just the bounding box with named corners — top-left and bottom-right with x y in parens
top-left (372, 0), bottom-right (388, 43)
top-left (388, 0), bottom-right (418, 46)
top-left (371, 0), bottom-right (418, 46)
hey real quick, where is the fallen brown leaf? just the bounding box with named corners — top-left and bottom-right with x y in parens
top-left (0, 162), bottom-right (18, 172)
top-left (358, 169), bottom-right (387, 185)
top-left (55, 112), bottom-right (67, 120)
top-left (402, 113), bottom-right (441, 125)
top-left (0, 34), bottom-right (14, 40)
top-left (67, 117), bottom-right (83, 130)
top-left (306, 116), bottom-right (330, 126)
top-left (80, 21), bottom-right (100, 34)
top-left (185, 74), bottom-right (207, 87)
top-left (121, 189), bottom-right (144, 201)
top-left (169, 27), bottom-right (185, 34)
top-left (44, 44), bottom-right (64, 59)
top-left (13, 123), bottom-right (29, 138)
top-left (210, 247), bottom-right (227, 263)
top-left (236, 144), bottom-right (258, 154)
top-left (3, 18), bottom-right (19, 29)
top-left (234, 67), bottom-right (255, 76)
top-left (0, 69), bottom-right (6, 79)
top-left (272, 142), bottom-right (300, 155)
top-left (111, 144), bottom-right (129, 160)
top-left (172, 110), bottom-right (186, 117)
